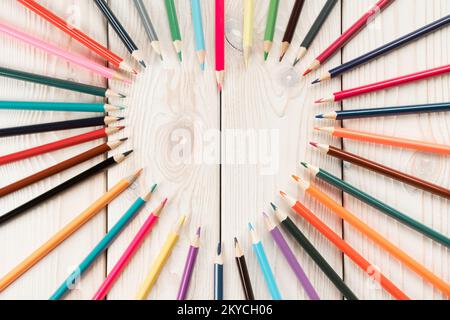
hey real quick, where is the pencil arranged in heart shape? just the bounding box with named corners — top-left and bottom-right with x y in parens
top-left (293, 0), bottom-right (338, 66)
top-left (133, 0), bottom-right (162, 59)
top-left (215, 0), bottom-right (225, 91)
top-left (177, 226), bottom-right (201, 300)
top-left (279, 0), bottom-right (305, 62)
top-left (304, 0), bottom-right (394, 75)
top-left (234, 237), bottom-right (255, 300)
top-left (263, 0), bottom-right (280, 61)
top-left (92, 198), bottom-right (168, 300)
top-left (301, 162), bottom-right (450, 248)
top-left (313, 14), bottom-right (450, 83)
top-left (0, 169), bottom-right (143, 292)
top-left (0, 139), bottom-right (126, 198)
top-left (277, 195), bottom-right (410, 300)
top-left (94, 0), bottom-right (146, 68)
top-left (243, 0), bottom-right (254, 67)
top-left (0, 127), bottom-right (124, 167)
top-left (214, 242), bottom-right (224, 300)
top-left (0, 101), bottom-right (123, 113)
top-left (310, 142), bottom-right (450, 199)
top-left (291, 176), bottom-right (450, 297)
top-left (190, 0), bottom-right (206, 70)
top-left (164, 0), bottom-right (183, 61)
top-left (49, 185), bottom-right (158, 300)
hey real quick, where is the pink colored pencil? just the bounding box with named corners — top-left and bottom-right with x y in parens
top-left (215, 0), bottom-right (225, 91)
top-left (0, 21), bottom-right (130, 83)
top-left (92, 199), bottom-right (167, 300)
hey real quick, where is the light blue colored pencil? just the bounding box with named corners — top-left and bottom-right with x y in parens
top-left (249, 223), bottom-right (282, 300)
top-left (190, 0), bottom-right (206, 70)
top-left (0, 101), bottom-right (123, 113)
top-left (49, 185), bottom-right (157, 300)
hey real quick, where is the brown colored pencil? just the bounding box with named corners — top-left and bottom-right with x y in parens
top-left (279, 0), bottom-right (305, 62)
top-left (0, 139), bottom-right (127, 198)
top-left (310, 142), bottom-right (450, 200)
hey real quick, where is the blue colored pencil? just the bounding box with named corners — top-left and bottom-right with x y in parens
top-left (190, 0), bottom-right (206, 70)
top-left (214, 242), bottom-right (224, 300)
top-left (49, 185), bottom-right (157, 300)
top-left (0, 101), bottom-right (123, 113)
top-left (249, 223), bottom-right (282, 300)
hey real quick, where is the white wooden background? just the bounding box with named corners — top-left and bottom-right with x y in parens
top-left (0, 0), bottom-right (448, 300)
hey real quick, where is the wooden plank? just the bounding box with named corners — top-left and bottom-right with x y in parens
top-left (221, 0), bottom-right (346, 300)
top-left (104, 0), bottom-right (220, 300)
top-left (0, 0), bottom-right (109, 299)
top-left (339, 0), bottom-right (450, 299)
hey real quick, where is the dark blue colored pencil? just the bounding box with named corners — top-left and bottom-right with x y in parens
top-left (316, 102), bottom-right (450, 120)
top-left (214, 242), bottom-right (224, 300)
top-left (313, 14), bottom-right (450, 83)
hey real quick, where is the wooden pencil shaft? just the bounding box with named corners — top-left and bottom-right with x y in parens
top-left (133, 0), bottom-right (158, 41)
top-left (282, 0), bottom-right (305, 43)
top-left (235, 256), bottom-right (255, 300)
top-left (300, 0), bottom-right (337, 49)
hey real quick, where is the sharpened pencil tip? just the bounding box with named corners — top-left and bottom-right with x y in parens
top-left (117, 117), bottom-right (125, 121)
top-left (303, 69), bottom-right (312, 76)
top-left (217, 242), bottom-right (222, 255)
top-left (264, 52), bottom-right (269, 61)
top-left (123, 150), bottom-right (134, 157)
top-left (234, 237), bottom-right (239, 246)
top-left (270, 202), bottom-right (277, 211)
top-left (300, 162), bottom-right (308, 168)
top-left (279, 191), bottom-right (287, 198)
top-left (161, 198), bottom-right (168, 207)
top-left (312, 78), bottom-right (321, 85)
top-left (279, 55), bottom-right (284, 62)
top-left (315, 99), bottom-right (324, 104)
top-left (248, 223), bottom-right (254, 231)
top-left (160, 55), bottom-right (164, 61)
top-left (200, 63), bottom-right (205, 71)
top-left (139, 60), bottom-right (147, 68)
top-left (132, 69), bottom-right (139, 75)
top-left (262, 212), bottom-right (269, 218)
top-left (292, 59), bottom-right (299, 67)
top-left (119, 137), bottom-right (129, 142)
top-left (196, 226), bottom-right (201, 236)
top-left (292, 175), bottom-right (300, 182)
top-left (151, 184), bottom-right (158, 193)
top-left (178, 52), bottom-right (183, 62)
top-left (315, 114), bottom-right (324, 119)
top-left (309, 142), bottom-right (319, 148)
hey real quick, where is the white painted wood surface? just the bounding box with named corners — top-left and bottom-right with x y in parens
top-left (0, 0), bottom-right (448, 300)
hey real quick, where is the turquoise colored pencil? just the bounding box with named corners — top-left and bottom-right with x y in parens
top-left (249, 223), bottom-right (282, 300)
top-left (190, 0), bottom-right (206, 70)
top-left (0, 101), bottom-right (123, 113)
top-left (48, 185), bottom-right (157, 300)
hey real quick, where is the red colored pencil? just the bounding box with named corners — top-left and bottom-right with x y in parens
top-left (304, 0), bottom-right (393, 75)
top-left (316, 64), bottom-right (450, 103)
top-left (17, 0), bottom-right (136, 74)
top-left (215, 0), bottom-right (225, 91)
top-left (0, 127), bottom-right (123, 166)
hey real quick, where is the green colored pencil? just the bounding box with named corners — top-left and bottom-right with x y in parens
top-left (302, 162), bottom-right (450, 248)
top-left (164, 0), bottom-right (183, 61)
top-left (0, 67), bottom-right (124, 98)
top-left (263, 0), bottom-right (280, 61)
top-left (0, 101), bottom-right (123, 113)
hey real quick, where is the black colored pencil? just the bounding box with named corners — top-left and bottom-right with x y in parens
top-left (0, 151), bottom-right (132, 226)
top-left (234, 238), bottom-right (255, 300)
top-left (279, 0), bottom-right (305, 62)
top-left (313, 14), bottom-right (450, 83)
top-left (0, 116), bottom-right (123, 138)
top-left (94, 0), bottom-right (146, 67)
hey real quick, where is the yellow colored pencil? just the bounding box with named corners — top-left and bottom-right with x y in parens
top-left (136, 215), bottom-right (186, 300)
top-left (0, 169), bottom-right (143, 292)
top-left (243, 0), bottom-right (254, 67)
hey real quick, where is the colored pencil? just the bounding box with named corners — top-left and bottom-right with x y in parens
top-left (274, 206), bottom-right (358, 300)
top-left (177, 226), bottom-right (201, 300)
top-left (0, 67), bottom-right (125, 98)
top-left (316, 65), bottom-right (450, 103)
top-left (17, 0), bottom-right (136, 74)
top-left (133, 0), bottom-right (162, 59)
top-left (276, 197), bottom-right (410, 300)
top-left (190, 0), bottom-right (206, 70)
top-left (234, 237), bottom-right (255, 300)
top-left (243, 0), bottom-right (254, 67)
top-left (314, 14), bottom-right (450, 83)
top-left (248, 223), bottom-right (282, 300)
top-left (316, 127), bottom-right (450, 155)
top-left (164, 0), bottom-right (183, 61)
top-left (0, 116), bottom-right (123, 138)
top-left (291, 176), bottom-right (450, 297)
top-left (310, 143), bottom-right (450, 199)
top-left (293, 0), bottom-right (338, 66)
top-left (304, 0), bottom-right (394, 75)
top-left (215, 0), bottom-right (225, 91)
top-left (0, 127), bottom-right (124, 167)
top-left (263, 0), bottom-right (280, 61)
top-left (94, 0), bottom-right (146, 67)
top-left (279, 0), bottom-right (306, 62)
top-left (214, 242), bottom-right (224, 300)
top-left (302, 162), bottom-right (450, 248)
top-left (316, 102), bottom-right (450, 120)
top-left (0, 139), bottom-right (126, 198)
top-left (0, 169), bottom-right (142, 292)
top-left (49, 185), bottom-right (158, 300)
top-left (0, 21), bottom-right (129, 83)
top-left (262, 212), bottom-right (320, 300)
top-left (0, 151), bottom-right (132, 226)
top-left (0, 101), bottom-right (123, 113)
top-left (92, 198), bottom-right (168, 300)
top-left (136, 215), bottom-right (186, 300)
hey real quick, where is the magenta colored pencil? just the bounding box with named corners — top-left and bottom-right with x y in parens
top-left (92, 199), bottom-right (167, 300)
top-left (263, 213), bottom-right (320, 300)
top-left (176, 227), bottom-right (201, 300)
top-left (215, 0), bottom-right (225, 91)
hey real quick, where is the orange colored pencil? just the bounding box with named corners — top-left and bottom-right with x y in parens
top-left (291, 175), bottom-right (450, 297)
top-left (316, 127), bottom-right (450, 155)
top-left (277, 194), bottom-right (409, 300)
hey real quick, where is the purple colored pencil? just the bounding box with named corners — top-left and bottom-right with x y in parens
top-left (176, 227), bottom-right (201, 300)
top-left (263, 213), bottom-right (320, 300)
